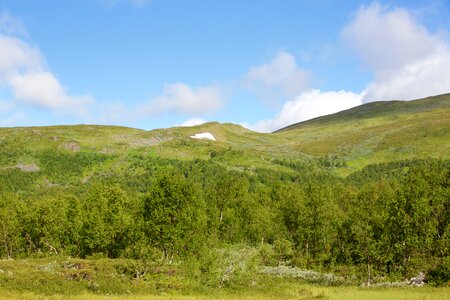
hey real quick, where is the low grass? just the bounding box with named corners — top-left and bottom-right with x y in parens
top-left (0, 283), bottom-right (448, 299)
top-left (0, 258), bottom-right (448, 299)
top-left (276, 94), bottom-right (450, 175)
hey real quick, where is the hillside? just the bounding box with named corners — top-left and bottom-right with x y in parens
top-left (0, 94), bottom-right (449, 294)
top-left (1, 94), bottom-right (448, 179)
top-left (275, 93), bottom-right (450, 174)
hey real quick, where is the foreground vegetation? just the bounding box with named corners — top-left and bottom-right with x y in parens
top-left (1, 156), bottom-right (448, 285)
top-left (0, 94), bottom-right (449, 297)
top-left (0, 255), bottom-right (449, 299)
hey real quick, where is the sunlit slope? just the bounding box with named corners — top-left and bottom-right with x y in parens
top-left (1, 93), bottom-right (449, 179)
top-left (0, 122), bottom-right (303, 184)
top-left (275, 93), bottom-right (450, 172)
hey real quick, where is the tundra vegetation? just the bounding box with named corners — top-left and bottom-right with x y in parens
top-left (0, 94), bottom-right (449, 298)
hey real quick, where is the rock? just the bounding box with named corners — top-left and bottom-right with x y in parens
top-left (15, 163), bottom-right (40, 172)
top-left (59, 141), bottom-right (80, 152)
top-left (99, 148), bottom-right (114, 154)
top-left (408, 272), bottom-right (427, 286)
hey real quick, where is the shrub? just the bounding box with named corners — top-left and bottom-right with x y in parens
top-left (427, 258), bottom-right (450, 286)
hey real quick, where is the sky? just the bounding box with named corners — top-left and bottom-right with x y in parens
top-left (1, 0), bottom-right (450, 132)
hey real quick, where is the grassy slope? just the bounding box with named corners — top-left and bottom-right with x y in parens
top-left (0, 94), bottom-right (449, 179)
top-left (275, 93), bottom-right (450, 174)
top-left (0, 122), bottom-right (302, 181)
top-left (0, 95), bottom-right (449, 298)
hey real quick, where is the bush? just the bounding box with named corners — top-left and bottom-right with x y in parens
top-left (427, 258), bottom-right (450, 286)
top-left (273, 239), bottom-right (293, 264)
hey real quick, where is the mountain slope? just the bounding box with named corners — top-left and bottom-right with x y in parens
top-left (0, 94), bottom-right (449, 179)
top-left (274, 93), bottom-right (450, 173)
top-left (277, 93), bottom-right (450, 132)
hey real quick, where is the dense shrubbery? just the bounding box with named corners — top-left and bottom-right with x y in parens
top-left (0, 153), bottom-right (448, 284)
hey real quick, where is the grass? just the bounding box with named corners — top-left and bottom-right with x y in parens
top-left (0, 257), bottom-right (449, 299)
top-left (1, 93), bottom-right (449, 177)
top-left (276, 94), bottom-right (450, 175)
top-left (0, 283), bottom-right (448, 299)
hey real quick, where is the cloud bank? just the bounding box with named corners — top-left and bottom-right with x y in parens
top-left (248, 89), bottom-right (363, 132)
top-left (343, 3), bottom-right (450, 102)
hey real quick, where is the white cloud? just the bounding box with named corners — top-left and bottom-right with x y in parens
top-left (9, 71), bottom-right (93, 116)
top-left (246, 89), bottom-right (363, 132)
top-left (176, 118), bottom-right (207, 127)
top-left (243, 51), bottom-right (310, 101)
top-left (0, 35), bottom-right (42, 77)
top-left (342, 3), bottom-right (450, 102)
top-left (140, 83), bottom-right (222, 116)
top-left (0, 15), bottom-right (94, 117)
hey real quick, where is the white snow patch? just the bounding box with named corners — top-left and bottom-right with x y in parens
top-left (190, 132), bottom-right (216, 141)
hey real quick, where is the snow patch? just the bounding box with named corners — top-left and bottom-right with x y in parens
top-left (190, 132), bottom-right (216, 141)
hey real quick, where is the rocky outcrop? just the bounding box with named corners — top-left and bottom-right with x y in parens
top-left (408, 272), bottom-right (427, 286)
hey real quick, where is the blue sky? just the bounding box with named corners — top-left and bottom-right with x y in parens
top-left (1, 0), bottom-right (450, 132)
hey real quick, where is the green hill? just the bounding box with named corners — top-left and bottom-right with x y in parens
top-left (1, 93), bottom-right (449, 178)
top-left (274, 93), bottom-right (450, 174)
top-left (0, 94), bottom-right (449, 295)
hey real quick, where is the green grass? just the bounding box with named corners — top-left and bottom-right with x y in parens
top-left (275, 93), bottom-right (450, 175)
top-left (1, 93), bottom-right (449, 177)
top-left (0, 282), bottom-right (448, 299)
top-left (0, 257), bottom-right (448, 299)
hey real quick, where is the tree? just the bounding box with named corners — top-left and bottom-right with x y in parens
top-left (143, 170), bottom-right (206, 260)
top-left (80, 182), bottom-right (132, 257)
top-left (385, 170), bottom-right (437, 275)
top-left (0, 193), bottom-right (22, 258)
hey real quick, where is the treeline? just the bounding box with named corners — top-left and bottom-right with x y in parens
top-left (0, 154), bottom-right (448, 281)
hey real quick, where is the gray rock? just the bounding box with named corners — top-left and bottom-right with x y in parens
top-left (408, 272), bottom-right (426, 286)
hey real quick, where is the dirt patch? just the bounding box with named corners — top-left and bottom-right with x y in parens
top-left (113, 131), bottom-right (175, 147)
top-left (62, 262), bottom-right (92, 281)
top-left (99, 148), bottom-right (114, 154)
top-left (82, 175), bottom-right (92, 184)
top-left (15, 163), bottom-right (40, 172)
top-left (129, 136), bottom-right (173, 147)
top-left (42, 178), bottom-right (59, 187)
top-left (59, 141), bottom-right (81, 152)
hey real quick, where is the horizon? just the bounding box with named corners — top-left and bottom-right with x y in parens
top-left (1, 0), bottom-right (450, 132)
top-left (3, 91), bottom-right (449, 133)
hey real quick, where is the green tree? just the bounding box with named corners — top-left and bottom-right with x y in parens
top-left (80, 183), bottom-right (132, 257)
top-left (143, 170), bottom-right (206, 260)
top-left (0, 193), bottom-right (22, 258)
top-left (385, 172), bottom-right (437, 274)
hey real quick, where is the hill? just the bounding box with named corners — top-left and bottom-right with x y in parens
top-left (274, 93), bottom-right (450, 174)
top-left (1, 94), bottom-right (449, 178)
top-left (0, 94), bottom-right (449, 294)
